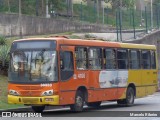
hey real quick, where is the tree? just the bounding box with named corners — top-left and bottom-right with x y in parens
top-left (0, 45), bottom-right (10, 76)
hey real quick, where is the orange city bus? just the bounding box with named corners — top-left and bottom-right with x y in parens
top-left (8, 37), bottom-right (158, 112)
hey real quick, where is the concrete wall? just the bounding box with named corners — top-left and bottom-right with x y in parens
top-left (0, 13), bottom-right (111, 36)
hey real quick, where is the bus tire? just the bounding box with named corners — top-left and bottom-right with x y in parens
top-left (32, 106), bottom-right (45, 113)
top-left (125, 87), bottom-right (135, 106)
top-left (70, 90), bottom-right (84, 112)
top-left (117, 87), bottom-right (135, 106)
top-left (87, 101), bottom-right (101, 108)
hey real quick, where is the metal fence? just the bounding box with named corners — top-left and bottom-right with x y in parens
top-left (0, 0), bottom-right (160, 41)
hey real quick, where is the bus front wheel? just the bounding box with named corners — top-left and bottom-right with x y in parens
top-left (70, 90), bottom-right (84, 112)
top-left (32, 106), bottom-right (45, 113)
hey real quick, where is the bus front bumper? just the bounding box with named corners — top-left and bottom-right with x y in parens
top-left (8, 95), bottom-right (59, 105)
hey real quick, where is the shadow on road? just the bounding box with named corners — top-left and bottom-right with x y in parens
top-left (42, 103), bottom-right (148, 117)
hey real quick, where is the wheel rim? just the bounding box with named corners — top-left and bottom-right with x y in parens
top-left (76, 96), bottom-right (83, 107)
top-left (127, 90), bottom-right (133, 104)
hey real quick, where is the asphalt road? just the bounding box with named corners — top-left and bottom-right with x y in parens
top-left (1, 92), bottom-right (160, 120)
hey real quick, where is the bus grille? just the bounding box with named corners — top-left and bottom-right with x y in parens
top-left (17, 86), bottom-right (43, 90)
top-left (20, 91), bottom-right (41, 96)
top-left (22, 98), bottom-right (39, 103)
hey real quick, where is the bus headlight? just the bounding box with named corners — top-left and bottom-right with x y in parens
top-left (9, 89), bottom-right (20, 96)
top-left (41, 90), bottom-right (53, 96)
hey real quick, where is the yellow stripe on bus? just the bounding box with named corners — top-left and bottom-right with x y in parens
top-left (120, 43), bottom-right (156, 50)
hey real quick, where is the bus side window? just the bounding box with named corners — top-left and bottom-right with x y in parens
top-left (129, 50), bottom-right (140, 69)
top-left (75, 47), bottom-right (87, 70)
top-left (151, 51), bottom-right (156, 69)
top-left (89, 48), bottom-right (102, 70)
top-left (60, 51), bottom-right (74, 81)
top-left (141, 50), bottom-right (151, 69)
top-left (104, 49), bottom-right (116, 69)
top-left (117, 49), bottom-right (128, 69)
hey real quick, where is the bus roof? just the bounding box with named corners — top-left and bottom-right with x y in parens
top-left (13, 38), bottom-right (156, 50)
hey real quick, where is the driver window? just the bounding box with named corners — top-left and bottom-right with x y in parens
top-left (60, 51), bottom-right (74, 81)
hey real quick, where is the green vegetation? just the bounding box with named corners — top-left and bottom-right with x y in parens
top-left (0, 36), bottom-right (6, 45)
top-left (0, 45), bottom-right (10, 74)
top-left (0, 35), bottom-right (10, 75)
top-left (0, 0), bottom-right (158, 29)
top-left (0, 75), bottom-right (24, 110)
top-left (0, 0), bottom-right (159, 29)
top-left (0, 0), bottom-right (141, 27)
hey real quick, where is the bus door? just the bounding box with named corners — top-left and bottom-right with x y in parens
top-left (59, 45), bottom-right (75, 105)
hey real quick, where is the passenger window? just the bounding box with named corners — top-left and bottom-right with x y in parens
top-left (129, 50), bottom-right (140, 69)
top-left (141, 51), bottom-right (151, 69)
top-left (105, 49), bottom-right (116, 69)
top-left (151, 51), bottom-right (156, 69)
top-left (60, 51), bottom-right (74, 81)
top-left (117, 49), bottom-right (128, 69)
top-left (89, 48), bottom-right (102, 70)
top-left (75, 47), bottom-right (87, 70)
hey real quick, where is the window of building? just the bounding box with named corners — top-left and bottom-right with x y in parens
top-left (89, 48), bottom-right (102, 70)
top-left (75, 47), bottom-right (87, 70)
top-left (117, 49), bottom-right (128, 69)
top-left (141, 50), bottom-right (151, 69)
top-left (129, 50), bottom-right (140, 69)
top-left (104, 49), bottom-right (117, 69)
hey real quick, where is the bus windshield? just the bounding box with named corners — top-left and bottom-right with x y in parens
top-left (8, 50), bottom-right (58, 83)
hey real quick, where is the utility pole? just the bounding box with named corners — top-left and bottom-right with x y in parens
top-left (71, 0), bottom-right (73, 19)
top-left (140, 0), bottom-right (143, 21)
top-left (151, 0), bottom-right (153, 29)
top-left (145, 6), bottom-right (148, 33)
top-left (46, 0), bottom-right (50, 18)
top-left (19, 0), bottom-right (22, 38)
top-left (67, 0), bottom-right (69, 18)
top-left (36, 0), bottom-right (38, 16)
top-left (96, 0), bottom-right (99, 23)
top-left (119, 0), bottom-right (122, 42)
top-left (8, 0), bottom-right (10, 13)
top-left (102, 0), bottom-right (104, 24)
